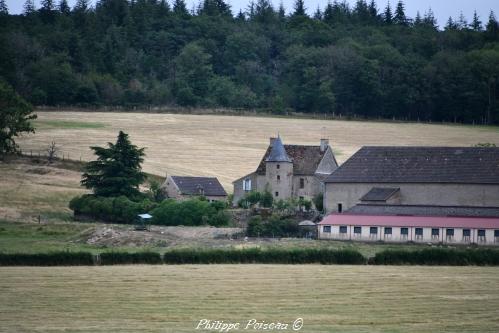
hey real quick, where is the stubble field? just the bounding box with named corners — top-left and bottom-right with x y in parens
top-left (1, 265), bottom-right (499, 333)
top-left (17, 111), bottom-right (499, 189)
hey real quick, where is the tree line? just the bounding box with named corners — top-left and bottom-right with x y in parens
top-left (1, 0), bottom-right (499, 124)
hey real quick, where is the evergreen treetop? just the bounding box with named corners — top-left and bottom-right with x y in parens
top-left (81, 131), bottom-right (146, 198)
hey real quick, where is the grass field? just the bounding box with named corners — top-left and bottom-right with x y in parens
top-left (1, 265), bottom-right (498, 333)
top-left (17, 111), bottom-right (499, 189)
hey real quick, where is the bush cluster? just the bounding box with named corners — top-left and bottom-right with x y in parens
top-left (99, 252), bottom-right (162, 265)
top-left (150, 198), bottom-right (230, 227)
top-left (247, 215), bottom-right (303, 238)
top-left (372, 248), bottom-right (499, 266)
top-left (69, 194), bottom-right (157, 223)
top-left (0, 252), bottom-right (94, 266)
top-left (70, 195), bottom-right (229, 226)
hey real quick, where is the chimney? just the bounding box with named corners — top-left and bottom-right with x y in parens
top-left (320, 139), bottom-right (329, 152)
top-left (269, 137), bottom-right (277, 147)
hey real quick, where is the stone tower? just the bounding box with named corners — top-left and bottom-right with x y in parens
top-left (265, 135), bottom-right (293, 200)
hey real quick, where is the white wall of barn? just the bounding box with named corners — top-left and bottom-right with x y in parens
top-left (318, 225), bottom-right (499, 245)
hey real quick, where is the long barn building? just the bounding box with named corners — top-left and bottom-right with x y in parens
top-left (319, 146), bottom-right (499, 245)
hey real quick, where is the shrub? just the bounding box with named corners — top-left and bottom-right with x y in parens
top-left (150, 198), bottom-right (226, 226)
top-left (69, 195), bottom-right (157, 223)
top-left (247, 215), bottom-right (302, 238)
top-left (313, 193), bottom-right (324, 212)
top-left (99, 252), bottom-right (162, 265)
top-left (0, 252), bottom-right (94, 266)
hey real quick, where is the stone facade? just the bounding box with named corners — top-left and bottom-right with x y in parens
top-left (324, 182), bottom-right (499, 213)
top-left (233, 136), bottom-right (338, 206)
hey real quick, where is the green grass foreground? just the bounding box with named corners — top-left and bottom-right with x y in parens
top-left (1, 265), bottom-right (499, 332)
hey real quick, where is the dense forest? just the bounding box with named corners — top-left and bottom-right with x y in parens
top-left (1, 0), bottom-right (499, 124)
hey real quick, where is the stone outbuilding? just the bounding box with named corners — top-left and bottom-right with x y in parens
top-left (232, 136), bottom-right (338, 206)
top-left (162, 175), bottom-right (227, 202)
top-left (323, 146), bottom-right (499, 213)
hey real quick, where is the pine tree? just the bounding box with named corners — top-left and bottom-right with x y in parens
top-left (59, 0), bottom-right (70, 14)
top-left (413, 11), bottom-right (422, 26)
top-left (457, 12), bottom-right (467, 30)
top-left (0, 0), bottom-right (8, 15)
top-left (471, 10), bottom-right (482, 31)
top-left (236, 9), bottom-right (246, 21)
top-left (367, 0), bottom-right (377, 21)
top-left (393, 0), bottom-right (407, 26)
top-left (173, 0), bottom-right (189, 16)
top-left (292, 0), bottom-right (306, 17)
top-left (423, 7), bottom-right (437, 29)
top-left (23, 0), bottom-right (36, 15)
top-left (445, 17), bottom-right (457, 30)
top-left (313, 5), bottom-right (322, 20)
top-left (278, 1), bottom-right (285, 19)
top-left (383, 2), bottom-right (393, 25)
top-left (82, 131), bottom-right (146, 198)
top-left (40, 0), bottom-right (55, 11)
top-left (486, 11), bottom-right (499, 40)
top-left (158, 0), bottom-right (170, 16)
top-left (73, 0), bottom-right (89, 12)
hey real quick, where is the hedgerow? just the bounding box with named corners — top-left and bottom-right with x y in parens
top-left (0, 252), bottom-right (94, 266)
top-left (99, 252), bottom-right (162, 265)
top-left (372, 248), bottom-right (499, 266)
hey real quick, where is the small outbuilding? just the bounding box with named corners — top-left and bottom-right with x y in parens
top-left (162, 175), bottom-right (227, 202)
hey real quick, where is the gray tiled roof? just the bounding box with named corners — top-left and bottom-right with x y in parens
top-left (265, 136), bottom-right (292, 162)
top-left (360, 187), bottom-right (400, 201)
top-left (256, 145), bottom-right (327, 176)
top-left (171, 176), bottom-right (227, 197)
top-left (325, 146), bottom-right (499, 184)
top-left (347, 204), bottom-right (499, 218)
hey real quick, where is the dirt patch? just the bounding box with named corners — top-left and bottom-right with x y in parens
top-left (85, 225), bottom-right (244, 248)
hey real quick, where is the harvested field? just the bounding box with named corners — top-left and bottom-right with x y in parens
top-left (19, 111), bottom-right (499, 189)
top-left (1, 265), bottom-right (499, 333)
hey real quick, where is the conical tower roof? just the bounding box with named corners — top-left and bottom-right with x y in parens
top-left (266, 135), bottom-right (292, 162)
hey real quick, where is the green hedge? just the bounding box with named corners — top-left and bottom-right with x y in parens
top-left (150, 198), bottom-right (229, 226)
top-left (372, 248), bottom-right (499, 266)
top-left (70, 194), bottom-right (157, 223)
top-left (99, 252), bottom-right (162, 265)
top-left (0, 252), bottom-right (94, 266)
top-left (162, 248), bottom-right (366, 264)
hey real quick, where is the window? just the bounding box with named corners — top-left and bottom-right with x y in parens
top-left (323, 226), bottom-right (331, 233)
top-left (401, 228), bottom-right (409, 235)
top-left (243, 178), bottom-right (252, 191)
top-left (276, 175), bottom-right (280, 181)
top-left (370, 227), bottom-right (378, 234)
top-left (415, 228), bottom-right (423, 236)
top-left (495, 230), bottom-right (499, 243)
top-left (354, 227), bottom-right (362, 234)
top-left (340, 226), bottom-right (348, 234)
top-left (299, 178), bottom-right (305, 189)
top-left (431, 228), bottom-right (439, 236)
top-left (478, 229), bottom-right (486, 243)
top-left (384, 227), bottom-right (392, 235)
top-left (446, 229), bottom-right (454, 236)
top-left (338, 203), bottom-right (343, 213)
top-left (276, 164), bottom-right (280, 169)
top-left (275, 192), bottom-right (279, 197)
top-left (463, 229), bottom-right (471, 242)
